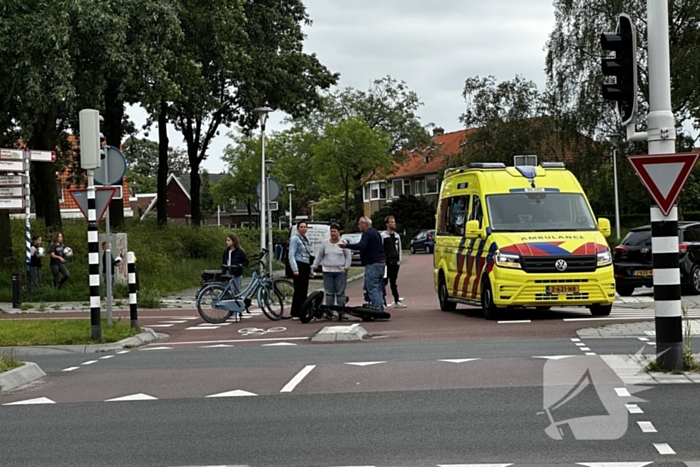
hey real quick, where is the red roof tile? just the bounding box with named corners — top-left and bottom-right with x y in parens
top-left (390, 128), bottom-right (475, 179)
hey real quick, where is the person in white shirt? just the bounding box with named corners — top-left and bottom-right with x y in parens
top-left (312, 224), bottom-right (352, 306)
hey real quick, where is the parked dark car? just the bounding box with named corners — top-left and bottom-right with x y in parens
top-left (613, 222), bottom-right (700, 296)
top-left (410, 229), bottom-right (435, 254)
top-left (341, 233), bottom-right (362, 266)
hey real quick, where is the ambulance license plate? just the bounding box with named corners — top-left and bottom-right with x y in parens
top-left (546, 285), bottom-right (579, 294)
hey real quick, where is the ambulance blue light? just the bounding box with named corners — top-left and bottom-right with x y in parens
top-left (541, 162), bottom-right (566, 168)
top-left (515, 166), bottom-right (537, 179)
top-left (468, 162), bottom-right (506, 169)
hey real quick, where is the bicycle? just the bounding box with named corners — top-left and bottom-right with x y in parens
top-left (196, 249), bottom-right (294, 323)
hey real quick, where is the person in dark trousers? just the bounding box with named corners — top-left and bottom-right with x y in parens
top-left (381, 215), bottom-right (406, 308)
top-left (49, 232), bottom-right (70, 289)
top-left (29, 235), bottom-right (43, 290)
top-left (339, 216), bottom-right (386, 311)
top-left (289, 220), bottom-right (314, 318)
top-left (101, 241), bottom-right (123, 297)
top-left (221, 233), bottom-right (249, 293)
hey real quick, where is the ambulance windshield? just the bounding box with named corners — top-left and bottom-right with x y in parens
top-left (487, 192), bottom-right (597, 232)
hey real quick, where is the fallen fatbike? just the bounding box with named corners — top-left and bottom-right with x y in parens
top-left (298, 290), bottom-right (391, 323)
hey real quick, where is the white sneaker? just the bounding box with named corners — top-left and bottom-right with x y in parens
top-left (394, 301), bottom-right (407, 308)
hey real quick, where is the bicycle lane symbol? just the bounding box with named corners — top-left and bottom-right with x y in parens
top-left (238, 327), bottom-right (286, 337)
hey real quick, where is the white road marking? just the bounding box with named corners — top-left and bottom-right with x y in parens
top-left (105, 393), bottom-right (157, 402)
top-left (62, 367), bottom-right (79, 372)
top-left (186, 326), bottom-right (220, 330)
top-left (200, 344), bottom-right (234, 348)
top-left (344, 361), bottom-right (387, 366)
top-left (653, 443), bottom-right (676, 455)
top-left (584, 352), bottom-right (597, 356)
top-left (81, 360), bottom-right (98, 365)
top-left (615, 387), bottom-right (631, 397)
top-left (577, 463), bottom-right (652, 467)
top-left (571, 338), bottom-right (581, 342)
top-left (3, 397), bottom-right (56, 405)
top-left (99, 355), bottom-right (115, 360)
top-left (438, 359), bottom-right (481, 363)
top-left (116, 350), bottom-right (130, 354)
top-left (626, 404), bottom-right (644, 414)
top-left (575, 343), bottom-right (585, 346)
top-left (161, 320), bottom-right (188, 324)
top-left (580, 347), bottom-right (590, 351)
top-left (280, 365), bottom-right (316, 393)
top-left (206, 389), bottom-right (257, 398)
top-left (438, 464), bottom-right (513, 467)
top-left (498, 320), bottom-right (531, 324)
top-left (637, 421), bottom-right (657, 433)
top-left (262, 342), bottom-right (297, 346)
top-left (145, 324), bottom-right (174, 328)
top-left (149, 337), bottom-right (309, 345)
top-left (532, 356), bottom-right (574, 360)
top-left (139, 346), bottom-right (173, 351)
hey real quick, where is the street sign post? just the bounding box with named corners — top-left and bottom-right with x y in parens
top-left (0, 174), bottom-right (23, 185)
top-left (94, 146), bottom-right (126, 186)
top-left (0, 186), bottom-right (23, 197)
top-left (29, 150), bottom-right (56, 162)
top-left (0, 149), bottom-right (23, 160)
top-left (68, 187), bottom-right (118, 224)
top-left (0, 159), bottom-right (23, 171)
top-left (0, 198), bottom-right (23, 209)
top-left (627, 152), bottom-right (700, 216)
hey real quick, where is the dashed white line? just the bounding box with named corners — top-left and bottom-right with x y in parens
top-left (625, 403), bottom-right (644, 414)
top-left (280, 365), bottom-right (316, 393)
top-left (498, 320), bottom-right (531, 324)
top-left (99, 355), bottom-right (114, 360)
top-left (584, 352), bottom-right (596, 356)
top-left (637, 421), bottom-right (657, 433)
top-left (3, 397), bottom-right (55, 406)
top-left (615, 387), bottom-right (631, 397)
top-left (580, 347), bottom-right (591, 351)
top-left (653, 442), bottom-right (676, 455)
top-left (105, 393), bottom-right (157, 402)
top-left (62, 367), bottom-right (79, 372)
top-left (81, 360), bottom-right (98, 365)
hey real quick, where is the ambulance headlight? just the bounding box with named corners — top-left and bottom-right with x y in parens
top-left (597, 249), bottom-right (612, 267)
top-left (495, 251), bottom-right (521, 269)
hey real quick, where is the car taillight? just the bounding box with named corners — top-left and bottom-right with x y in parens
top-left (679, 242), bottom-right (688, 254)
top-left (614, 245), bottom-right (628, 254)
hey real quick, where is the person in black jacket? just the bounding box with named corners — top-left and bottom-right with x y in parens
top-left (29, 235), bottom-right (43, 290)
top-left (222, 234), bottom-right (249, 293)
top-left (339, 216), bottom-right (386, 311)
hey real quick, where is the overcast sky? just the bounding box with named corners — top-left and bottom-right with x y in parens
top-left (128, 0), bottom-right (556, 174)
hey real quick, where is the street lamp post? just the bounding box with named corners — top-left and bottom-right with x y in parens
top-left (606, 133), bottom-right (622, 240)
top-left (286, 184), bottom-right (295, 227)
top-left (265, 159), bottom-right (274, 273)
top-left (253, 107), bottom-right (273, 265)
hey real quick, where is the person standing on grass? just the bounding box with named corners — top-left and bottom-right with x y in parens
top-left (313, 223), bottom-right (351, 306)
top-left (381, 215), bottom-right (406, 308)
top-left (221, 233), bottom-right (249, 293)
top-left (339, 216), bottom-right (386, 311)
top-left (289, 220), bottom-right (314, 318)
top-left (49, 232), bottom-right (70, 289)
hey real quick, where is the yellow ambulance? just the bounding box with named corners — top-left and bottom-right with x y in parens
top-left (433, 161), bottom-right (615, 319)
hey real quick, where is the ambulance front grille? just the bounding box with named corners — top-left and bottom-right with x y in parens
top-left (521, 255), bottom-right (597, 273)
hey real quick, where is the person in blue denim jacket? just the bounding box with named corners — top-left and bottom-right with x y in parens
top-left (288, 220), bottom-right (314, 317)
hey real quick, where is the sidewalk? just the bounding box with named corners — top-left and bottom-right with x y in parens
top-left (0, 269), bottom-right (366, 315)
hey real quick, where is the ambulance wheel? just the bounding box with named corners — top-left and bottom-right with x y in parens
top-left (589, 304), bottom-right (612, 316)
top-left (300, 291), bottom-right (324, 323)
top-left (438, 274), bottom-right (456, 311)
top-left (481, 280), bottom-right (501, 320)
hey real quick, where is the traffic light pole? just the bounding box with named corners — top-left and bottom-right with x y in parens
top-left (646, 0), bottom-right (681, 371)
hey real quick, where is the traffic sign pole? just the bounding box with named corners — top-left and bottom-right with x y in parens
top-left (24, 152), bottom-right (30, 277)
top-left (647, 0), bottom-right (681, 371)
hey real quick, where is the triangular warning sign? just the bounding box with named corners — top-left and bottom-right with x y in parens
top-left (68, 187), bottom-right (118, 224)
top-left (627, 152), bottom-right (699, 216)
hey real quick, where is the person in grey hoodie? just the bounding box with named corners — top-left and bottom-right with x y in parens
top-left (312, 223), bottom-right (352, 306)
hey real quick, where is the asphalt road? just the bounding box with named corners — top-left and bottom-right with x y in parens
top-left (2, 253), bottom-right (700, 466)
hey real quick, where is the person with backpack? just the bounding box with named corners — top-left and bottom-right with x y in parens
top-left (381, 215), bottom-right (406, 308)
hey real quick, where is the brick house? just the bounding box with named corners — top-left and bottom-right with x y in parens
top-left (363, 127), bottom-right (472, 216)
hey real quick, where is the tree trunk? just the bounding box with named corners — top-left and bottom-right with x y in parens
top-left (353, 185), bottom-right (364, 230)
top-left (0, 210), bottom-right (12, 267)
top-left (30, 110), bottom-right (62, 231)
top-left (104, 82), bottom-right (125, 227)
top-left (189, 161), bottom-right (201, 227)
top-left (157, 101), bottom-right (169, 227)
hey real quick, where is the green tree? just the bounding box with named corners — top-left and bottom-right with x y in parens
top-left (312, 117), bottom-right (393, 229)
top-left (200, 170), bottom-right (215, 222)
top-left (168, 0), bottom-right (338, 227)
top-left (122, 138), bottom-right (188, 194)
top-left (370, 195), bottom-right (435, 243)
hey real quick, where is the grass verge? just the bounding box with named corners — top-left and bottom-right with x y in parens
top-left (0, 353), bottom-right (22, 373)
top-left (0, 318), bottom-right (141, 346)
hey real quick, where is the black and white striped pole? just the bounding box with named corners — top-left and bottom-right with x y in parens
top-left (128, 251), bottom-right (139, 329)
top-left (80, 109), bottom-right (103, 341)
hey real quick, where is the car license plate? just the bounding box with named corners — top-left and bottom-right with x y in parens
top-left (546, 285), bottom-right (579, 294)
top-left (633, 270), bottom-right (653, 277)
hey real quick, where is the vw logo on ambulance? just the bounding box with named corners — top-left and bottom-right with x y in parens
top-left (555, 259), bottom-right (568, 272)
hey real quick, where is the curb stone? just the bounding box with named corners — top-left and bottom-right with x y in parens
top-left (0, 362), bottom-right (45, 393)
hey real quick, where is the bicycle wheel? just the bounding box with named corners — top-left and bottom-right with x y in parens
top-left (258, 283), bottom-right (283, 321)
top-left (273, 278), bottom-right (295, 320)
top-left (196, 284), bottom-right (233, 324)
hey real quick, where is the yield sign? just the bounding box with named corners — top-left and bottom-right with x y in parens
top-left (627, 152), bottom-right (700, 216)
top-left (68, 187), bottom-right (117, 223)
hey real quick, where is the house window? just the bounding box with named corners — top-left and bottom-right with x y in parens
top-left (392, 179), bottom-right (403, 198)
top-left (56, 180), bottom-right (63, 203)
top-left (363, 185), bottom-right (370, 202)
top-left (426, 175), bottom-right (438, 194)
top-left (414, 179), bottom-right (424, 196)
top-left (368, 181), bottom-right (386, 200)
